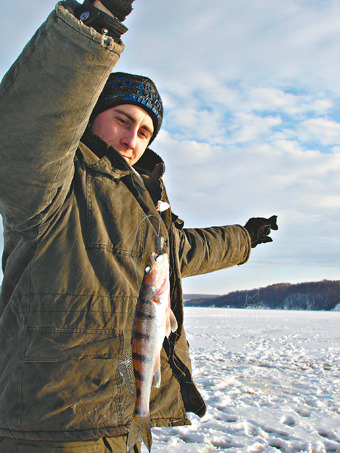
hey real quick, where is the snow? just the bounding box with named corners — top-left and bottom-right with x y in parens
top-left (146, 308), bottom-right (340, 452)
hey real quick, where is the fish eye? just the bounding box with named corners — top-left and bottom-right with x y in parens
top-left (144, 265), bottom-right (152, 275)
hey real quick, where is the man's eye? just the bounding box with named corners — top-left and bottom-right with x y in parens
top-left (139, 130), bottom-right (149, 139)
top-left (117, 117), bottom-right (126, 124)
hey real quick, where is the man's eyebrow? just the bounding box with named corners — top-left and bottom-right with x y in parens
top-left (114, 108), bottom-right (135, 122)
top-left (114, 108), bottom-right (153, 136)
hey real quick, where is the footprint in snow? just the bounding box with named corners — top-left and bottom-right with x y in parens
top-left (222, 414), bottom-right (238, 423)
top-left (247, 443), bottom-right (266, 453)
top-left (294, 407), bottom-right (311, 417)
top-left (318, 429), bottom-right (340, 442)
top-left (280, 415), bottom-right (297, 426)
top-left (263, 426), bottom-right (289, 438)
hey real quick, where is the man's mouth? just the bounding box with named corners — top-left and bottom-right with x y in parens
top-left (119, 153), bottom-right (130, 160)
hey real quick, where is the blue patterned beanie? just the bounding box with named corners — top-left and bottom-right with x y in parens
top-left (91, 72), bottom-right (163, 143)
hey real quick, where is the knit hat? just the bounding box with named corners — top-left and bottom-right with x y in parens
top-left (91, 72), bottom-right (163, 143)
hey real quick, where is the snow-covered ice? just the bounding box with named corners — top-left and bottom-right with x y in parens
top-left (146, 308), bottom-right (340, 452)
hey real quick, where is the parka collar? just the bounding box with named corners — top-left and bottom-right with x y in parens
top-left (80, 127), bottom-right (165, 179)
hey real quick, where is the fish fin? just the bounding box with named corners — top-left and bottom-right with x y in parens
top-left (153, 354), bottom-right (161, 388)
top-left (165, 308), bottom-right (178, 337)
top-left (165, 313), bottom-right (171, 337)
top-left (127, 414), bottom-right (152, 452)
top-left (117, 347), bottom-right (135, 394)
top-left (170, 309), bottom-right (178, 332)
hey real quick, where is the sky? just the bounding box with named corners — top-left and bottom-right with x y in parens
top-left (0, 0), bottom-right (339, 295)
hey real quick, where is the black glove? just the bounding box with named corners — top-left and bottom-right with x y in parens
top-left (140, 163), bottom-right (164, 206)
top-left (96, 0), bottom-right (135, 21)
top-left (244, 215), bottom-right (278, 248)
top-left (76, 1), bottom-right (128, 39)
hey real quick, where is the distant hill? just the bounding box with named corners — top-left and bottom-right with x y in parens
top-left (184, 280), bottom-right (340, 311)
top-left (2, 281), bottom-right (339, 311)
top-left (184, 294), bottom-right (217, 301)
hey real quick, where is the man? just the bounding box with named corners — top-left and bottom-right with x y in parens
top-left (0, 0), bottom-right (277, 451)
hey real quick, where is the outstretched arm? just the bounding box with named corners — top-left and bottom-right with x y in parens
top-left (176, 224), bottom-right (252, 278)
top-left (175, 216), bottom-right (278, 277)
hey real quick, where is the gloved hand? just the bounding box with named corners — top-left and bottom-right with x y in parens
top-left (244, 215), bottom-right (278, 248)
top-left (140, 163), bottom-right (163, 206)
top-left (94, 0), bottom-right (135, 21)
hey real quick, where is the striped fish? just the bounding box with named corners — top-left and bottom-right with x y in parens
top-left (127, 252), bottom-right (178, 452)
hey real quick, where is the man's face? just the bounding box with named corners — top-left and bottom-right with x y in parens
top-left (90, 104), bottom-right (154, 166)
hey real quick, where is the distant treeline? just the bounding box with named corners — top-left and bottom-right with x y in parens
top-left (184, 280), bottom-right (340, 311)
top-left (1, 280), bottom-right (339, 311)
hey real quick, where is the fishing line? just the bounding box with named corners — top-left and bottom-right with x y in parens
top-left (131, 213), bottom-right (162, 289)
top-left (130, 209), bottom-right (174, 312)
top-left (243, 288), bottom-right (263, 309)
top-left (149, 330), bottom-right (200, 393)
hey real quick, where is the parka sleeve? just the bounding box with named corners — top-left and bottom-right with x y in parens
top-left (175, 224), bottom-right (251, 278)
top-left (0, 0), bottom-right (124, 229)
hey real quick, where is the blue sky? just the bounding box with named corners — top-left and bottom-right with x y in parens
top-left (1, 0), bottom-right (339, 294)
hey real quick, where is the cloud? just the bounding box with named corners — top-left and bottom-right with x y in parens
top-left (166, 107), bottom-right (226, 144)
top-left (297, 118), bottom-right (340, 146)
top-left (160, 129), bottom-right (340, 216)
top-left (246, 88), bottom-right (334, 116)
top-left (1, 0), bottom-right (56, 76)
top-left (228, 113), bottom-right (282, 143)
top-left (1, 0), bottom-right (339, 293)
top-left (124, 0), bottom-right (340, 93)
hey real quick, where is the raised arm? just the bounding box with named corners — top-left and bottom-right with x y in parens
top-left (0, 0), bottom-right (128, 229)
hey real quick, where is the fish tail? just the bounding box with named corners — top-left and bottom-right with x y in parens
top-left (127, 413), bottom-right (152, 452)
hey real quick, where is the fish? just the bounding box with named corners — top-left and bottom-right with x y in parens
top-left (126, 251), bottom-right (178, 452)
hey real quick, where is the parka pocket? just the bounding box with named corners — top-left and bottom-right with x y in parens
top-left (24, 326), bottom-right (124, 362)
top-left (86, 172), bottom-right (146, 256)
top-left (15, 439), bottom-right (104, 452)
top-left (21, 327), bottom-right (130, 432)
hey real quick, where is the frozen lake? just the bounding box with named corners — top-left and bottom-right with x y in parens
top-left (146, 308), bottom-right (340, 452)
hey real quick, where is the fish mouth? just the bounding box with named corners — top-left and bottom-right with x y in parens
top-left (150, 252), bottom-right (164, 265)
top-left (143, 253), bottom-right (167, 278)
top-left (155, 254), bottom-right (165, 263)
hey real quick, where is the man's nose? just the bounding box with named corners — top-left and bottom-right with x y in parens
top-left (122, 127), bottom-right (138, 149)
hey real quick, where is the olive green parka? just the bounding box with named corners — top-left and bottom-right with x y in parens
top-left (0, 0), bottom-right (251, 441)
